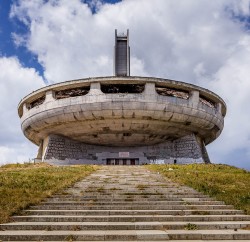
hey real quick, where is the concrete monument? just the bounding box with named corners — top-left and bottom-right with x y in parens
top-left (18, 30), bottom-right (226, 165)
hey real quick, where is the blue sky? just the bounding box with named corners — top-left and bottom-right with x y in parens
top-left (0, 0), bottom-right (121, 78)
top-left (0, 0), bottom-right (43, 78)
top-left (0, 0), bottom-right (250, 170)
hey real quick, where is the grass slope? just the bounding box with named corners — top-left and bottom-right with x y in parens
top-left (149, 164), bottom-right (250, 214)
top-left (0, 163), bottom-right (98, 224)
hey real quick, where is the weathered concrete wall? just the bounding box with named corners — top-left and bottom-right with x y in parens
top-left (44, 134), bottom-right (204, 165)
top-left (19, 78), bottom-right (225, 147)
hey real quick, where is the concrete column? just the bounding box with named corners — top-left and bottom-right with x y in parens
top-left (144, 82), bottom-right (155, 95)
top-left (201, 140), bottom-right (211, 163)
top-left (45, 90), bottom-right (55, 102)
top-left (216, 102), bottom-right (222, 114)
top-left (91, 82), bottom-right (101, 90)
top-left (22, 103), bottom-right (29, 114)
top-left (144, 82), bottom-right (156, 101)
top-left (188, 90), bottom-right (199, 108)
top-left (41, 136), bottom-right (50, 162)
top-left (195, 135), bottom-right (211, 164)
top-left (36, 141), bottom-right (43, 159)
top-left (89, 82), bottom-right (103, 95)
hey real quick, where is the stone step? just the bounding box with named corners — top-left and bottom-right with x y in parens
top-left (0, 230), bottom-right (170, 241)
top-left (31, 204), bottom-right (234, 210)
top-left (0, 229), bottom-right (250, 241)
top-left (4, 240), bottom-right (250, 242)
top-left (2, 221), bottom-right (250, 231)
top-left (167, 230), bottom-right (250, 240)
top-left (82, 189), bottom-right (200, 193)
top-left (52, 194), bottom-right (211, 198)
top-left (47, 197), bottom-right (213, 201)
top-left (39, 200), bottom-right (225, 205)
top-left (77, 192), bottom-right (204, 196)
top-left (80, 184), bottom-right (190, 187)
top-left (13, 214), bottom-right (250, 222)
top-left (24, 209), bottom-right (245, 216)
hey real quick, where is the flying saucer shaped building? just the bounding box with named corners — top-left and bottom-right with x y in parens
top-left (18, 30), bottom-right (226, 165)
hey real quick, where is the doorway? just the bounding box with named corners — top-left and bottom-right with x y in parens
top-left (106, 158), bottom-right (139, 165)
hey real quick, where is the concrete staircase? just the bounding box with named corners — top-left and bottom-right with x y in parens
top-left (0, 166), bottom-right (250, 241)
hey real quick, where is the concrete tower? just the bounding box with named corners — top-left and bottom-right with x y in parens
top-left (114, 29), bottom-right (130, 76)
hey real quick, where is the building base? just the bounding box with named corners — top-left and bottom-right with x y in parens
top-left (41, 134), bottom-right (210, 165)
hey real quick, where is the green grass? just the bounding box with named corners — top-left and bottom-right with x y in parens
top-left (185, 223), bottom-right (198, 230)
top-left (0, 163), bottom-right (98, 223)
top-left (148, 164), bottom-right (250, 214)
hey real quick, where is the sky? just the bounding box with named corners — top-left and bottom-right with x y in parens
top-left (0, 0), bottom-right (250, 170)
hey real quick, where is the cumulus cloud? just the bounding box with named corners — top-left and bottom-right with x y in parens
top-left (0, 143), bottom-right (36, 166)
top-left (4, 0), bottom-right (250, 169)
top-left (201, 35), bottom-right (250, 169)
top-left (0, 57), bottom-right (44, 164)
top-left (10, 0), bottom-right (248, 82)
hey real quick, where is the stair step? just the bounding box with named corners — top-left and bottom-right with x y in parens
top-left (40, 201), bottom-right (224, 205)
top-left (167, 229), bottom-right (250, 240)
top-left (4, 240), bottom-right (250, 242)
top-left (0, 230), bottom-right (169, 241)
top-left (2, 221), bottom-right (250, 231)
top-left (0, 229), bottom-right (250, 241)
top-left (47, 197), bottom-right (213, 201)
top-left (12, 214), bottom-right (250, 222)
top-left (24, 209), bottom-right (245, 216)
top-left (32, 205), bottom-right (234, 210)
top-left (52, 194), bottom-right (211, 198)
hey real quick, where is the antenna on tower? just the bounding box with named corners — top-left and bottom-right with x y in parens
top-left (114, 29), bottom-right (130, 76)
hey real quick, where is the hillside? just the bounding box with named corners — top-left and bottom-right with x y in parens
top-left (149, 164), bottom-right (250, 215)
top-left (0, 163), bottom-right (249, 225)
top-left (0, 163), bottom-right (98, 223)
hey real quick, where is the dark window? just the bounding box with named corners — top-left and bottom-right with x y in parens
top-left (29, 95), bottom-right (46, 109)
top-left (156, 86), bottom-right (189, 99)
top-left (101, 84), bottom-right (144, 93)
top-left (55, 87), bottom-right (90, 99)
top-left (199, 95), bottom-right (215, 108)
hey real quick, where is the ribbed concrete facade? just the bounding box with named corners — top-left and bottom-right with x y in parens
top-left (18, 76), bottom-right (226, 165)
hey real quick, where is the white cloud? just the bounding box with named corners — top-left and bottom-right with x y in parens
top-left (0, 56), bottom-right (45, 164)
top-left (202, 35), bottom-right (250, 169)
top-left (0, 144), bottom-right (36, 165)
top-left (6, 0), bottom-right (250, 169)
top-left (11, 32), bottom-right (27, 47)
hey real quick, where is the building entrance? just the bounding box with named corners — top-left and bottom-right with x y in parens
top-left (106, 158), bottom-right (138, 165)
